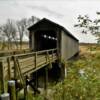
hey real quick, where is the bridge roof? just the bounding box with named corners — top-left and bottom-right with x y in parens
top-left (28, 18), bottom-right (78, 41)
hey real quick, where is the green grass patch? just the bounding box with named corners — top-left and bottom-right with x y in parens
top-left (51, 52), bottom-right (100, 100)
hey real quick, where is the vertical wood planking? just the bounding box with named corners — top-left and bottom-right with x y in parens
top-left (57, 29), bottom-right (61, 62)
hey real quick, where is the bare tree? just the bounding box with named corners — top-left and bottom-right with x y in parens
top-left (16, 17), bottom-right (40, 49)
top-left (26, 16), bottom-right (40, 37)
top-left (16, 18), bottom-right (27, 49)
top-left (1, 19), bottom-right (17, 49)
top-left (27, 16), bottom-right (40, 27)
top-left (0, 16), bottom-right (40, 50)
top-left (0, 28), bottom-right (6, 50)
top-left (0, 27), bottom-right (5, 50)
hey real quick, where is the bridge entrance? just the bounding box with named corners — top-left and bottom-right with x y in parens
top-left (34, 30), bottom-right (57, 51)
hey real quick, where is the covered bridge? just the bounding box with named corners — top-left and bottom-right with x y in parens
top-left (28, 18), bottom-right (79, 61)
top-left (0, 18), bottom-right (79, 98)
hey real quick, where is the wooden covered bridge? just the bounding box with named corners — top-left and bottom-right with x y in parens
top-left (0, 18), bottom-right (79, 99)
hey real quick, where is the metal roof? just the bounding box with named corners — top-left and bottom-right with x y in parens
top-left (28, 18), bottom-right (78, 41)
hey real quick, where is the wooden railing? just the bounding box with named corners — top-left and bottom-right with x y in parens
top-left (0, 48), bottom-right (58, 94)
top-left (0, 49), bottom-right (31, 57)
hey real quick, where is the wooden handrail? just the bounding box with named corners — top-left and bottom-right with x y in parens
top-left (13, 48), bottom-right (57, 58)
top-left (0, 48), bottom-right (57, 59)
top-left (0, 49), bottom-right (31, 54)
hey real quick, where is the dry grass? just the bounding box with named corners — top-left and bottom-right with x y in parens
top-left (0, 42), bottom-right (29, 51)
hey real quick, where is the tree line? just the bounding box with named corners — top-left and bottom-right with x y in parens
top-left (0, 16), bottom-right (40, 50)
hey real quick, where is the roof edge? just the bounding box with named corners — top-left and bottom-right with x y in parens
top-left (28, 18), bottom-right (79, 41)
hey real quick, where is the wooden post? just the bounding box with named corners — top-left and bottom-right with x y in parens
top-left (52, 50), bottom-right (53, 62)
top-left (47, 51), bottom-right (52, 69)
top-left (64, 63), bottom-right (67, 78)
top-left (0, 60), bottom-right (5, 94)
top-left (24, 76), bottom-right (28, 100)
top-left (34, 52), bottom-right (37, 69)
top-left (34, 71), bottom-right (38, 95)
top-left (46, 51), bottom-right (48, 63)
top-left (8, 80), bottom-right (16, 100)
top-left (7, 58), bottom-right (11, 80)
top-left (60, 63), bottom-right (65, 80)
top-left (13, 57), bottom-right (17, 79)
top-left (0, 93), bottom-right (10, 100)
top-left (44, 67), bottom-right (48, 99)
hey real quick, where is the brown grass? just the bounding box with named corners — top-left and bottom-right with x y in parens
top-left (0, 42), bottom-right (29, 51)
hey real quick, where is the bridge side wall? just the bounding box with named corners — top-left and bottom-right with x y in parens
top-left (29, 31), bottom-right (35, 51)
top-left (61, 30), bottom-right (79, 61)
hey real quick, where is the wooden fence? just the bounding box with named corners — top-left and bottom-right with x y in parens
top-left (0, 48), bottom-right (58, 96)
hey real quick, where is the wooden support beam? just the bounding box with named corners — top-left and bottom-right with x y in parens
top-left (8, 80), bottom-right (16, 100)
top-left (44, 66), bottom-right (48, 99)
top-left (24, 76), bottom-right (28, 100)
top-left (15, 57), bottom-right (24, 86)
top-left (52, 50), bottom-right (54, 62)
top-left (7, 57), bottom-right (11, 80)
top-left (47, 51), bottom-right (52, 69)
top-left (60, 63), bottom-right (65, 80)
top-left (34, 71), bottom-right (38, 95)
top-left (35, 52), bottom-right (37, 68)
top-left (13, 56), bottom-right (24, 85)
top-left (13, 57), bottom-right (17, 80)
top-left (26, 77), bottom-right (40, 95)
top-left (0, 60), bottom-right (5, 94)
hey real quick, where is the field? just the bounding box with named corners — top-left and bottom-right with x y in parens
top-left (31, 44), bottom-right (100, 100)
top-left (0, 42), bottom-right (29, 51)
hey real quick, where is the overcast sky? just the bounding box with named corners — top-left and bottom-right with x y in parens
top-left (0, 0), bottom-right (100, 43)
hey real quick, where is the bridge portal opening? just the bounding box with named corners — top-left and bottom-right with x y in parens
top-left (35, 30), bottom-right (57, 51)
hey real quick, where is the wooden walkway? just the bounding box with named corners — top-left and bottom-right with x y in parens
top-left (0, 48), bottom-right (58, 93)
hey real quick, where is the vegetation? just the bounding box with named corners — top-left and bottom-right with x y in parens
top-left (75, 12), bottom-right (100, 43)
top-left (0, 42), bottom-right (29, 51)
top-left (49, 46), bottom-right (100, 100)
top-left (0, 16), bottom-right (40, 50)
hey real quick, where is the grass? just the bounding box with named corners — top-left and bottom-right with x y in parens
top-left (0, 42), bottom-right (29, 51)
top-left (18, 90), bottom-right (44, 100)
top-left (50, 46), bottom-right (100, 100)
top-left (26, 45), bottom-right (100, 100)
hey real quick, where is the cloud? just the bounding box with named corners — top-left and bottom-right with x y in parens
top-left (0, 0), bottom-right (100, 43)
top-left (27, 5), bottom-right (64, 18)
